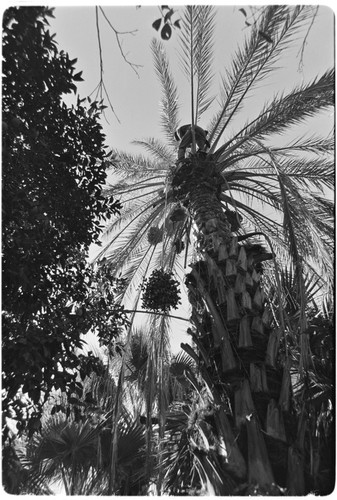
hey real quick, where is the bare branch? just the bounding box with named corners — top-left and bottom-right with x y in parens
top-left (99, 6), bottom-right (142, 77)
top-left (93, 7), bottom-right (120, 122)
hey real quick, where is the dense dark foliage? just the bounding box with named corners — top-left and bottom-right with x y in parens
top-left (2, 6), bottom-right (124, 439)
top-left (141, 268), bottom-right (181, 313)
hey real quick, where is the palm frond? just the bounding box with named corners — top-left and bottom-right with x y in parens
top-left (217, 134), bottom-right (334, 186)
top-left (191, 5), bottom-right (216, 121)
top-left (209, 5), bottom-right (316, 150)
top-left (133, 137), bottom-right (175, 163)
top-left (275, 156), bottom-right (334, 192)
top-left (215, 69), bottom-right (334, 159)
top-left (94, 194), bottom-right (165, 263)
top-left (151, 38), bottom-right (180, 146)
top-left (103, 203), bottom-right (165, 268)
top-left (283, 132), bottom-right (334, 155)
top-left (179, 5), bottom-right (216, 124)
top-left (109, 148), bottom-right (167, 176)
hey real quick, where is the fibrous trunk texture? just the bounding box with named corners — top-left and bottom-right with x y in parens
top-left (172, 154), bottom-right (295, 494)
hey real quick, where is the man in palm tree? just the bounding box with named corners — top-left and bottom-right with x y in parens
top-left (175, 124), bottom-right (210, 162)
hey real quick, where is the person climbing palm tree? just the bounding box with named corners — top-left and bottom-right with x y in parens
top-left (174, 124), bottom-right (210, 161)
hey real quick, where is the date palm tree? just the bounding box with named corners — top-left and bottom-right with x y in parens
top-left (95, 5), bottom-right (334, 494)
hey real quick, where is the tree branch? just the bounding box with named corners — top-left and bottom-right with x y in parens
top-left (99, 6), bottom-right (142, 77)
top-left (123, 309), bottom-right (190, 322)
top-left (93, 6), bottom-right (120, 122)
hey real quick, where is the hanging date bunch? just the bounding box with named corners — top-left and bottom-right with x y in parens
top-left (141, 268), bottom-right (181, 313)
top-left (147, 226), bottom-right (163, 245)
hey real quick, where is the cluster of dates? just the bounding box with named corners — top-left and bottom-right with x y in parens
top-left (141, 268), bottom-right (181, 313)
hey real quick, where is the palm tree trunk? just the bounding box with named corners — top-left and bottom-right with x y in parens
top-left (172, 153), bottom-right (286, 493)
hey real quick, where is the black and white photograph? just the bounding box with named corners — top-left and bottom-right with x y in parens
top-left (2, 2), bottom-right (335, 495)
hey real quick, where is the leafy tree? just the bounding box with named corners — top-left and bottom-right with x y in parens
top-left (2, 6), bottom-right (125, 441)
top-left (95, 5), bottom-right (334, 494)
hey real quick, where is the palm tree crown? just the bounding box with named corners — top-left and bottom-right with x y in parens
top-left (95, 5), bottom-right (333, 316)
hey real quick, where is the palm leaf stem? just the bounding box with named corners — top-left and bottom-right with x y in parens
top-left (215, 69), bottom-right (334, 159)
top-left (225, 183), bottom-right (284, 213)
top-left (220, 191), bottom-right (283, 230)
top-left (151, 39), bottom-right (180, 145)
top-left (160, 177), bottom-right (170, 267)
top-left (227, 177), bottom-right (283, 201)
top-left (184, 218), bottom-right (193, 269)
top-left (102, 191), bottom-right (163, 239)
top-left (180, 6), bottom-right (197, 152)
top-left (253, 140), bottom-right (301, 262)
top-left (256, 142), bottom-right (309, 342)
top-left (119, 188), bottom-right (162, 205)
top-left (123, 309), bottom-right (189, 322)
top-left (93, 198), bottom-right (165, 263)
top-left (110, 205), bottom-right (166, 274)
top-left (193, 6), bottom-right (216, 122)
top-left (222, 166), bottom-right (333, 192)
top-left (221, 140), bottom-right (334, 170)
top-left (133, 138), bottom-right (175, 162)
top-left (214, 135), bottom-right (250, 164)
top-left (117, 245), bottom-right (157, 305)
top-left (112, 180), bottom-right (165, 196)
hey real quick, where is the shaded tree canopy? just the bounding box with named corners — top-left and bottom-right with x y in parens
top-left (2, 6), bottom-right (125, 439)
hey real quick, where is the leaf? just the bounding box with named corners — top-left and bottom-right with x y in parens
top-left (173, 19), bottom-right (181, 29)
top-left (259, 30), bottom-right (273, 43)
top-left (150, 39), bottom-right (180, 144)
top-left (164, 8), bottom-right (174, 24)
top-left (30, 388), bottom-right (41, 404)
top-left (180, 343), bottom-right (199, 364)
top-left (161, 22), bottom-right (172, 40)
top-left (239, 8), bottom-right (247, 17)
top-left (73, 71), bottom-right (84, 82)
top-left (180, 5), bottom-right (216, 120)
top-left (161, 5), bottom-right (170, 10)
top-left (152, 18), bottom-right (162, 31)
